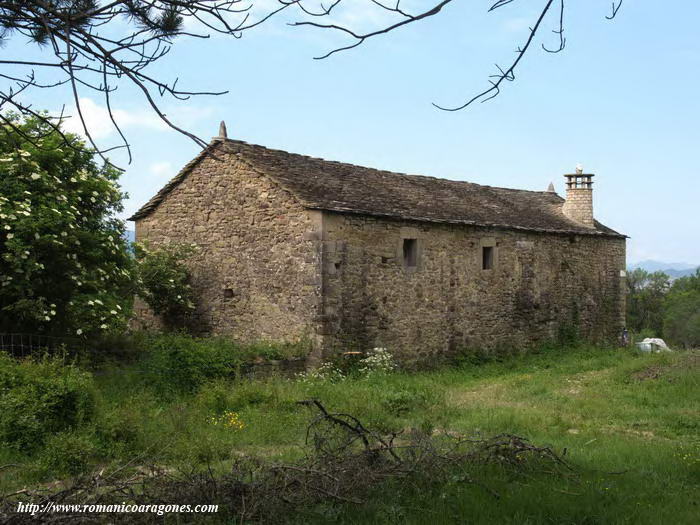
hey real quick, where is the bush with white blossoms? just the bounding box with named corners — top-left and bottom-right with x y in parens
top-left (297, 347), bottom-right (396, 383)
top-left (133, 241), bottom-right (197, 325)
top-left (295, 361), bottom-right (346, 384)
top-left (0, 113), bottom-right (133, 337)
top-left (357, 347), bottom-right (396, 377)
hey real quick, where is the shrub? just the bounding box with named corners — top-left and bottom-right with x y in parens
top-left (141, 333), bottom-right (242, 394)
top-left (663, 271), bottom-right (700, 348)
top-left (379, 386), bottom-right (440, 417)
top-left (134, 242), bottom-right (197, 326)
top-left (94, 405), bottom-right (141, 457)
top-left (38, 430), bottom-right (97, 476)
top-left (38, 431), bottom-right (96, 476)
top-left (135, 333), bottom-right (311, 394)
top-left (196, 378), bottom-right (237, 414)
top-left (0, 353), bottom-right (96, 451)
top-left (196, 378), bottom-right (275, 414)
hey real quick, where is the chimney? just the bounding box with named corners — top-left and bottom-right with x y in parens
top-left (562, 164), bottom-right (595, 228)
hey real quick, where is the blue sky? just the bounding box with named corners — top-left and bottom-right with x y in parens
top-left (5, 1), bottom-right (699, 263)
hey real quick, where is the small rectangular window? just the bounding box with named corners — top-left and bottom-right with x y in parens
top-left (403, 238), bottom-right (418, 268)
top-left (482, 246), bottom-right (494, 270)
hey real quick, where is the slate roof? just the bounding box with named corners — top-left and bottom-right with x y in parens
top-left (129, 139), bottom-right (624, 237)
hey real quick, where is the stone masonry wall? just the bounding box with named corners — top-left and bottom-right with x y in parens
top-left (134, 152), bottom-right (322, 350)
top-left (133, 152), bottom-right (625, 364)
top-left (316, 211), bottom-right (625, 362)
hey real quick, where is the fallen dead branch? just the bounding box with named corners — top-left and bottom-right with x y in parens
top-left (0, 399), bottom-right (575, 524)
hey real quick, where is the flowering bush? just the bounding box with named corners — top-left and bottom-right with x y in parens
top-left (134, 241), bottom-right (196, 325)
top-left (296, 361), bottom-right (346, 383)
top-left (357, 347), bottom-right (396, 377)
top-left (0, 113), bottom-right (133, 337)
top-left (297, 347), bottom-right (396, 382)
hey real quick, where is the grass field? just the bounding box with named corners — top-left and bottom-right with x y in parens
top-left (1, 344), bottom-right (698, 523)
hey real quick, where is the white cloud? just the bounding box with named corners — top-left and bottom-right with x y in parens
top-left (59, 97), bottom-right (168, 140)
top-left (58, 97), bottom-right (220, 143)
top-left (149, 161), bottom-right (174, 178)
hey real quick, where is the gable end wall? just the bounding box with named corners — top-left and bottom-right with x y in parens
top-left (133, 153), bottom-right (323, 349)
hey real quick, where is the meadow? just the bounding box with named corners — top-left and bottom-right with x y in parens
top-left (1, 340), bottom-right (698, 523)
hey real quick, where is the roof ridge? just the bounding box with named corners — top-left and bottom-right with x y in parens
top-left (221, 138), bottom-right (556, 196)
top-left (129, 138), bottom-right (624, 238)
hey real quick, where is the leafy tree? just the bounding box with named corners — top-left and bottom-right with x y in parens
top-left (0, 112), bottom-right (133, 337)
top-left (626, 268), bottom-right (670, 335)
top-left (663, 270), bottom-right (700, 348)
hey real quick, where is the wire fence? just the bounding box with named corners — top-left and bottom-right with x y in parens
top-left (0, 332), bottom-right (307, 378)
top-left (0, 332), bottom-right (88, 360)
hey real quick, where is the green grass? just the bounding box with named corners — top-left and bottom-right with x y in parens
top-left (1, 345), bottom-right (698, 523)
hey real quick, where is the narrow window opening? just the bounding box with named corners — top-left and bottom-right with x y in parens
top-left (223, 288), bottom-right (234, 299)
top-left (334, 262), bottom-right (341, 270)
top-left (403, 238), bottom-right (418, 268)
top-left (482, 246), bottom-right (494, 270)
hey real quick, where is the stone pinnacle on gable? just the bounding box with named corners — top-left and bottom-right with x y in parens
top-left (215, 120), bottom-right (227, 140)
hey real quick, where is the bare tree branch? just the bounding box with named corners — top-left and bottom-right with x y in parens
top-left (0, 0), bottom-right (624, 164)
top-left (433, 0), bottom-right (557, 111)
top-left (606, 1), bottom-right (623, 20)
top-left (290, 0), bottom-right (455, 60)
top-left (542, 0), bottom-right (565, 53)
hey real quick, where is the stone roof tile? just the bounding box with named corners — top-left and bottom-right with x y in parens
top-left (129, 139), bottom-right (624, 238)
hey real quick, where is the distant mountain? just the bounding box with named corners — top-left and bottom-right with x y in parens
top-left (628, 260), bottom-right (698, 279)
top-left (662, 268), bottom-right (699, 279)
top-left (630, 260), bottom-right (697, 272)
top-left (124, 230), bottom-right (135, 243)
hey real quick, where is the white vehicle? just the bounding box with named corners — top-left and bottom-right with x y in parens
top-left (635, 338), bottom-right (671, 352)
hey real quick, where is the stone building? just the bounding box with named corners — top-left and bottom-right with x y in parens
top-left (130, 123), bottom-right (626, 362)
